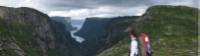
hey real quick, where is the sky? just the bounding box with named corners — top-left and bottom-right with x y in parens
top-left (0, 0), bottom-right (199, 43)
top-left (0, 0), bottom-right (199, 19)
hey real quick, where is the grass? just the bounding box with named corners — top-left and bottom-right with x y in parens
top-left (97, 33), bottom-right (131, 56)
top-left (98, 5), bottom-right (198, 56)
top-left (136, 5), bottom-right (198, 56)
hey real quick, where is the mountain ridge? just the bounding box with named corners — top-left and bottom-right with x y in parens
top-left (97, 5), bottom-right (198, 56)
top-left (0, 5), bottom-right (198, 56)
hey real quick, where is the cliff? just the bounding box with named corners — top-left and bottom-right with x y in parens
top-left (75, 16), bottom-right (139, 56)
top-left (0, 6), bottom-right (70, 56)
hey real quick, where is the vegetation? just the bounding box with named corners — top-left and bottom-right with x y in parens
top-left (0, 17), bottom-right (42, 56)
top-left (136, 5), bottom-right (198, 56)
top-left (0, 7), bottom-right (68, 56)
top-left (97, 33), bottom-right (131, 56)
top-left (98, 5), bottom-right (198, 56)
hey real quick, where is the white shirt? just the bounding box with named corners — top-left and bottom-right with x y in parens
top-left (130, 35), bottom-right (138, 56)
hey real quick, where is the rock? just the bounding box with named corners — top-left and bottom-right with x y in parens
top-left (0, 6), bottom-right (70, 56)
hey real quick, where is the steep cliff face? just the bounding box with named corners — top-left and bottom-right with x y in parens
top-left (1, 5), bottom-right (197, 56)
top-left (49, 16), bottom-right (83, 56)
top-left (50, 16), bottom-right (75, 31)
top-left (75, 16), bottom-right (139, 56)
top-left (0, 6), bottom-right (69, 56)
top-left (0, 6), bottom-right (141, 56)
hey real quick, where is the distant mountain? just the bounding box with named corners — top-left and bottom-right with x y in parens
top-left (50, 16), bottom-right (75, 31)
top-left (0, 5), bottom-right (197, 56)
top-left (71, 19), bottom-right (85, 30)
top-left (75, 16), bottom-right (139, 56)
top-left (49, 16), bottom-right (139, 56)
top-left (97, 5), bottom-right (198, 56)
top-left (48, 18), bottom-right (73, 56)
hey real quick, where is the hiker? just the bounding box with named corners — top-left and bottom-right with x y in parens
top-left (140, 32), bottom-right (153, 56)
top-left (129, 32), bottom-right (139, 56)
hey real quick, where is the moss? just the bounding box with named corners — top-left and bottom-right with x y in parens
top-left (136, 6), bottom-right (198, 56)
top-left (98, 5), bottom-right (198, 56)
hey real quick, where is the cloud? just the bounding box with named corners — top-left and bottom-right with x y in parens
top-left (152, 0), bottom-right (198, 7)
top-left (0, 0), bottom-right (198, 19)
top-left (47, 0), bottom-right (198, 19)
top-left (0, 0), bottom-right (49, 12)
top-left (42, 0), bottom-right (198, 11)
top-left (38, 0), bottom-right (155, 11)
top-left (49, 6), bottom-right (148, 19)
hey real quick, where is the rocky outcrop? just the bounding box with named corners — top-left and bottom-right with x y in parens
top-left (0, 6), bottom-right (70, 56)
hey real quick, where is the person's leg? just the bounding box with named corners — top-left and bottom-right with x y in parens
top-left (130, 52), bottom-right (134, 56)
top-left (147, 53), bottom-right (152, 56)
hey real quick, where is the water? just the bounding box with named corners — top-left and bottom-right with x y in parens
top-left (70, 19), bottom-right (86, 43)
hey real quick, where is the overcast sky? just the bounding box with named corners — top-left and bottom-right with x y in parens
top-left (0, 0), bottom-right (199, 19)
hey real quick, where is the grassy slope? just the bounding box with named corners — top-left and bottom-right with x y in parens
top-left (97, 34), bottom-right (131, 56)
top-left (98, 5), bottom-right (198, 56)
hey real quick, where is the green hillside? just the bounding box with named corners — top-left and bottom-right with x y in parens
top-left (0, 7), bottom-right (69, 56)
top-left (98, 5), bottom-right (199, 56)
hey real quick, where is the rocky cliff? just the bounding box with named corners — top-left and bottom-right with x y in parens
top-left (0, 6), bottom-right (70, 56)
top-left (75, 16), bottom-right (139, 56)
top-left (0, 5), bottom-right (197, 56)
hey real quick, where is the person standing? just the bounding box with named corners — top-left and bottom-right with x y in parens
top-left (130, 32), bottom-right (139, 56)
top-left (140, 32), bottom-right (153, 56)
